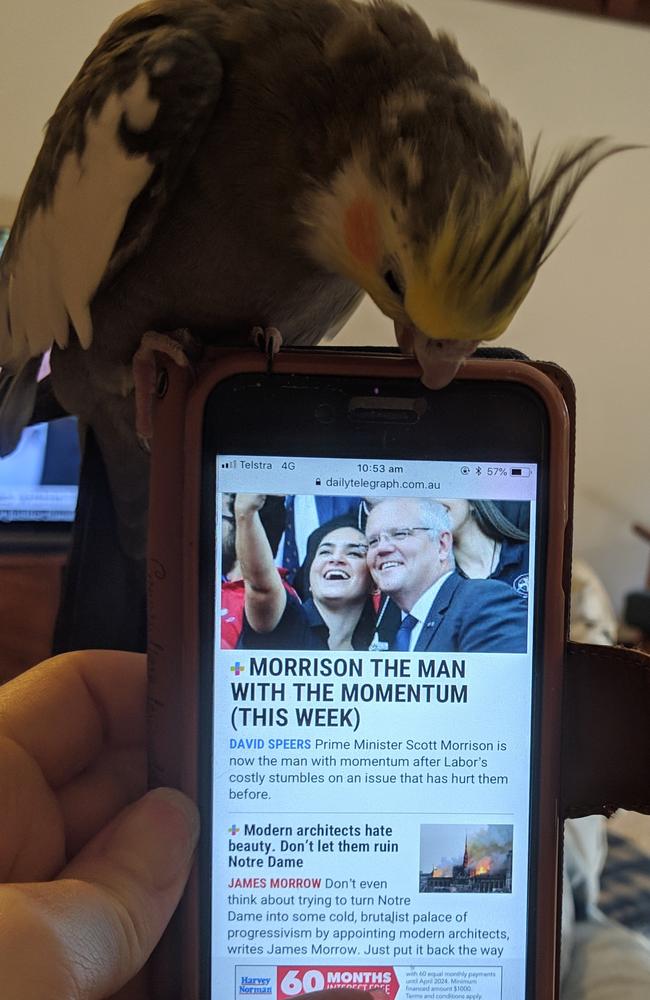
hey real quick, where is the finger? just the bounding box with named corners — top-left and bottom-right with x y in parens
top-left (2, 681), bottom-right (145, 882)
top-left (58, 745), bottom-right (146, 857)
top-left (0, 734), bottom-right (63, 882)
top-left (0, 650), bottom-right (146, 787)
top-left (63, 787), bottom-right (199, 997)
top-left (0, 788), bottom-right (199, 1000)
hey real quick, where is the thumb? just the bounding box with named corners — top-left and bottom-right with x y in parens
top-left (0, 787), bottom-right (199, 1000)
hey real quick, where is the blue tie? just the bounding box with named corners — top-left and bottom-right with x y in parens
top-left (393, 613), bottom-right (418, 652)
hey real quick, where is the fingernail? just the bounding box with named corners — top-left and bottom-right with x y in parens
top-left (148, 786), bottom-right (200, 838)
top-left (119, 787), bottom-right (200, 891)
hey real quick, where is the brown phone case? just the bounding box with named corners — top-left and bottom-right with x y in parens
top-left (146, 346), bottom-right (649, 1000)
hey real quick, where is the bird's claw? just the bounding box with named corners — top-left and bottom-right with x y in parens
top-left (251, 326), bottom-right (283, 359)
top-left (132, 328), bottom-right (201, 443)
top-left (137, 432), bottom-right (152, 455)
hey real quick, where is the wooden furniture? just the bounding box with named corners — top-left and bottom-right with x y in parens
top-left (0, 553), bottom-right (65, 683)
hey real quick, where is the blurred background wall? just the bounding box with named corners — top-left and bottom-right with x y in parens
top-left (1, 0), bottom-right (649, 614)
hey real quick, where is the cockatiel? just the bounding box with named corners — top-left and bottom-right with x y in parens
top-left (0, 0), bottom-right (629, 555)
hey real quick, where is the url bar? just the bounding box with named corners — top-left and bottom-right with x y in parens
top-left (217, 457), bottom-right (536, 501)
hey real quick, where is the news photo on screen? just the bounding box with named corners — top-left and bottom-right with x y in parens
top-left (210, 457), bottom-right (536, 1000)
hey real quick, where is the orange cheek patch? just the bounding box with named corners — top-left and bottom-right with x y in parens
top-left (344, 198), bottom-right (380, 267)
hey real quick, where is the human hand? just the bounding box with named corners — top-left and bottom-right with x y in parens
top-left (234, 493), bottom-right (268, 517)
top-left (0, 650), bottom-right (199, 1000)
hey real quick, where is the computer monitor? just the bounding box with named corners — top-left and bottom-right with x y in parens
top-left (0, 415), bottom-right (80, 550)
top-left (0, 225), bottom-right (81, 550)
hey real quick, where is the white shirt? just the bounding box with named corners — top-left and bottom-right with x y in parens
top-left (401, 571), bottom-right (454, 651)
top-left (275, 494), bottom-right (319, 567)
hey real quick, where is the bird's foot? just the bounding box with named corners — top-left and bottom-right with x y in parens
top-left (250, 326), bottom-right (283, 360)
top-left (132, 328), bottom-right (201, 447)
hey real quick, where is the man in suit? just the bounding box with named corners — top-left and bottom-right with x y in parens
top-left (366, 498), bottom-right (528, 654)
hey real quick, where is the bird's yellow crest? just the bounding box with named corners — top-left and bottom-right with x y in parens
top-left (406, 137), bottom-right (634, 344)
top-left (300, 138), bottom-right (635, 346)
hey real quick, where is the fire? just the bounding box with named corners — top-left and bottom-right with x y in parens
top-left (472, 856), bottom-right (492, 876)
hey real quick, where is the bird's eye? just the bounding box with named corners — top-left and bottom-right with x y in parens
top-left (383, 269), bottom-right (404, 300)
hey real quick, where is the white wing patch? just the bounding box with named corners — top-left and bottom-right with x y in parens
top-left (4, 73), bottom-right (157, 365)
top-left (120, 71), bottom-right (159, 131)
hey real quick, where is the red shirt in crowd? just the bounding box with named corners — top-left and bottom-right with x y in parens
top-left (220, 569), bottom-right (299, 649)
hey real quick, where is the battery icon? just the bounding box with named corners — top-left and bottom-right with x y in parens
top-left (511, 467), bottom-right (532, 478)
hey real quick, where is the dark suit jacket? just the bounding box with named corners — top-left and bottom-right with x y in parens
top-left (380, 571), bottom-right (528, 654)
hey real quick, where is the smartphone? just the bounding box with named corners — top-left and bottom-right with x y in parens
top-left (148, 347), bottom-right (571, 1000)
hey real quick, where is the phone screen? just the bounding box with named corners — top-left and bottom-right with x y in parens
top-left (200, 372), bottom-right (549, 1000)
top-left (192, 373), bottom-right (556, 1000)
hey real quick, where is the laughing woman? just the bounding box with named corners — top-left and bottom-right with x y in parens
top-left (235, 494), bottom-right (376, 651)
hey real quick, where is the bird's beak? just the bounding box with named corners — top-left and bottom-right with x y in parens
top-left (395, 322), bottom-right (479, 389)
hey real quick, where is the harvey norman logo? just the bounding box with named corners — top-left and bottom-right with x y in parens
top-left (237, 970), bottom-right (273, 996)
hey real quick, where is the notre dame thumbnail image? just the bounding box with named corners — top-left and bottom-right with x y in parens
top-left (419, 823), bottom-right (513, 893)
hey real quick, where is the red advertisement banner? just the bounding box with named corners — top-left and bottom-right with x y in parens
top-left (277, 965), bottom-right (398, 999)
